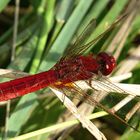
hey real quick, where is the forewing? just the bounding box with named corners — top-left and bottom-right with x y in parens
top-left (63, 14), bottom-right (127, 60)
top-left (64, 19), bottom-right (96, 59)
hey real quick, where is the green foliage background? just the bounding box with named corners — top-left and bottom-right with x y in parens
top-left (0, 0), bottom-right (140, 140)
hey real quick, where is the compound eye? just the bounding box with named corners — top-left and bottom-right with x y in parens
top-left (96, 52), bottom-right (116, 76)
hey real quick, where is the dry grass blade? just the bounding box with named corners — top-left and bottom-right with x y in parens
top-left (114, 13), bottom-right (135, 59)
top-left (0, 69), bottom-right (29, 79)
top-left (115, 46), bottom-right (140, 75)
top-left (0, 101), bottom-right (7, 105)
top-left (110, 95), bottom-right (135, 113)
top-left (50, 88), bottom-right (107, 140)
top-left (125, 102), bottom-right (140, 122)
top-left (106, 0), bottom-right (139, 58)
top-left (114, 83), bottom-right (140, 96)
top-left (110, 73), bottom-right (132, 82)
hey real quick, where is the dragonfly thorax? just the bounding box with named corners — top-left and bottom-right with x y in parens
top-left (55, 55), bottom-right (100, 83)
top-left (55, 52), bottom-right (116, 84)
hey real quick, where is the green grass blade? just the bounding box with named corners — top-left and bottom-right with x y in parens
top-left (0, 0), bottom-right (10, 13)
top-left (39, 0), bottom-right (94, 71)
top-left (30, 0), bottom-right (56, 73)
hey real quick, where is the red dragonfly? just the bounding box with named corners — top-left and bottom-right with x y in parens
top-left (0, 14), bottom-right (139, 131)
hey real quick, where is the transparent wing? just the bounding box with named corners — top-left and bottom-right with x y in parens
top-left (58, 81), bottom-right (140, 132)
top-left (64, 19), bottom-right (96, 58)
top-left (63, 14), bottom-right (127, 60)
top-left (90, 73), bottom-right (140, 99)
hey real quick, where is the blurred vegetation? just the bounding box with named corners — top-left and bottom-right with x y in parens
top-left (0, 0), bottom-right (140, 140)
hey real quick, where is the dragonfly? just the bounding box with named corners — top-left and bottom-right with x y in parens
top-left (0, 14), bottom-right (139, 132)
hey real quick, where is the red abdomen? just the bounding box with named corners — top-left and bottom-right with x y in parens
top-left (0, 70), bottom-right (58, 101)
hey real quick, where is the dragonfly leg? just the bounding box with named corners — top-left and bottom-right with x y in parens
top-left (86, 78), bottom-right (99, 92)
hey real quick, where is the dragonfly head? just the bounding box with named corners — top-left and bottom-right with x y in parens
top-left (96, 52), bottom-right (116, 76)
